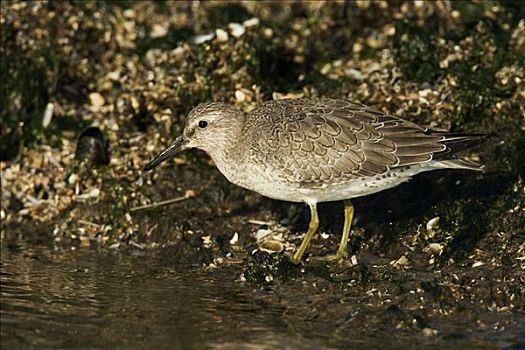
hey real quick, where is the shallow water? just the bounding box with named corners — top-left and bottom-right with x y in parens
top-left (0, 247), bottom-right (331, 349)
top-left (1, 246), bottom-right (523, 350)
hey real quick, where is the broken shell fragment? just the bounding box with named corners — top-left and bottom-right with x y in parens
top-left (259, 240), bottom-right (284, 253)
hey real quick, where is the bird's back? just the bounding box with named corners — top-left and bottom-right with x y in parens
top-left (239, 98), bottom-right (485, 198)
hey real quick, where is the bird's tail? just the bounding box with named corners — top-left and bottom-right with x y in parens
top-left (436, 157), bottom-right (484, 171)
top-left (438, 132), bottom-right (489, 154)
top-left (432, 132), bottom-right (490, 171)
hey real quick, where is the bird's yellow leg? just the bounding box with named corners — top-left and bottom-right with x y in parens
top-left (291, 203), bottom-right (319, 265)
top-left (314, 200), bottom-right (354, 261)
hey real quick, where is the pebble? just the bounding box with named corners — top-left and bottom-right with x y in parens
top-left (254, 228), bottom-right (272, 241)
top-left (228, 23), bottom-right (245, 38)
top-left (191, 33), bottom-right (214, 44)
top-left (426, 217), bottom-right (440, 232)
top-left (201, 235), bottom-right (212, 248)
top-left (428, 243), bottom-right (443, 255)
top-left (392, 255), bottom-right (409, 269)
top-left (242, 17), bottom-right (259, 28)
top-left (235, 90), bottom-right (246, 102)
top-left (68, 173), bottom-right (80, 185)
top-left (150, 23), bottom-right (168, 38)
top-left (215, 29), bottom-right (228, 42)
top-left (472, 261), bottom-right (485, 268)
top-left (422, 328), bottom-right (438, 337)
top-left (350, 255), bottom-right (358, 266)
top-left (229, 232), bottom-right (239, 245)
top-left (89, 92), bottom-right (105, 107)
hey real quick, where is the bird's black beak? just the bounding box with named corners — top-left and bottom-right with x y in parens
top-left (144, 135), bottom-right (186, 171)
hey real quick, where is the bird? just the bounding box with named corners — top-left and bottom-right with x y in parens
top-left (144, 98), bottom-right (486, 264)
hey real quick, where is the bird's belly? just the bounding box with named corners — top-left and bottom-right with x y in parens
top-left (296, 165), bottom-right (437, 202)
top-left (229, 165), bottom-right (429, 204)
top-left (230, 171), bottom-right (409, 204)
top-left (295, 176), bottom-right (410, 202)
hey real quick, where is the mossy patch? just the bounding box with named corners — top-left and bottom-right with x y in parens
top-left (243, 251), bottom-right (299, 284)
top-left (393, 21), bottom-right (440, 83)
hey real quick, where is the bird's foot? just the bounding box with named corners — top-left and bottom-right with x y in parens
top-left (311, 250), bottom-right (348, 262)
top-left (289, 256), bottom-right (303, 265)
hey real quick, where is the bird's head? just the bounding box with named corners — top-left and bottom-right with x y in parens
top-left (144, 102), bottom-right (244, 171)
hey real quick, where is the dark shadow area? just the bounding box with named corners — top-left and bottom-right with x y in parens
top-left (205, 2), bottom-right (252, 28)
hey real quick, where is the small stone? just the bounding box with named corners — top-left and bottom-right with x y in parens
top-left (202, 235), bottom-right (212, 248)
top-left (215, 29), bottom-right (228, 42)
top-left (350, 255), bottom-right (358, 266)
top-left (31, 154), bottom-right (43, 168)
top-left (123, 9), bottom-right (135, 18)
top-left (228, 23), bottom-right (245, 38)
top-left (150, 23), bottom-right (168, 38)
top-left (428, 243), bottom-right (443, 255)
top-left (422, 328), bottom-right (438, 336)
top-left (229, 232), bottom-right (239, 245)
top-left (191, 33), bottom-right (214, 44)
top-left (88, 188), bottom-right (100, 198)
top-left (235, 90), bottom-right (245, 102)
top-left (184, 189), bottom-right (196, 198)
top-left (108, 71), bottom-right (120, 81)
top-left (392, 255), bottom-right (409, 269)
top-left (426, 217), bottom-right (440, 232)
top-left (89, 92), bottom-right (105, 107)
top-left (254, 228), bottom-right (272, 241)
top-left (263, 28), bottom-right (273, 38)
top-left (242, 17), bottom-right (259, 28)
top-left (472, 261), bottom-right (485, 268)
top-left (68, 173), bottom-right (79, 185)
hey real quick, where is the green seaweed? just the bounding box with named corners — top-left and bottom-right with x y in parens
top-left (243, 251), bottom-right (299, 284)
top-left (449, 19), bottom-right (515, 127)
top-left (393, 21), bottom-right (440, 83)
top-left (0, 45), bottom-right (59, 160)
top-left (205, 3), bottom-right (252, 28)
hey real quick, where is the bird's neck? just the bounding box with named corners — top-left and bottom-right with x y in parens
top-left (207, 136), bottom-right (247, 186)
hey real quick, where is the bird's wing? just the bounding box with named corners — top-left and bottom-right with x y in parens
top-left (251, 98), bottom-right (448, 185)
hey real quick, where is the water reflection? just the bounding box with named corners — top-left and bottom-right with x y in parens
top-left (1, 247), bottom-right (523, 349)
top-left (0, 247), bottom-right (325, 349)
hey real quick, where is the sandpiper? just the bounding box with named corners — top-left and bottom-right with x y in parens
top-left (145, 98), bottom-right (486, 264)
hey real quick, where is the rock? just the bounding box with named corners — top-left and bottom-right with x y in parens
top-left (215, 29), bottom-right (228, 42)
top-left (228, 23), bottom-right (245, 38)
top-left (74, 127), bottom-right (110, 166)
top-left (235, 90), bottom-right (245, 102)
top-left (88, 92), bottom-right (105, 107)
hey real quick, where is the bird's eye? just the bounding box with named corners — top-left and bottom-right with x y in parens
top-left (198, 120), bottom-right (208, 128)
